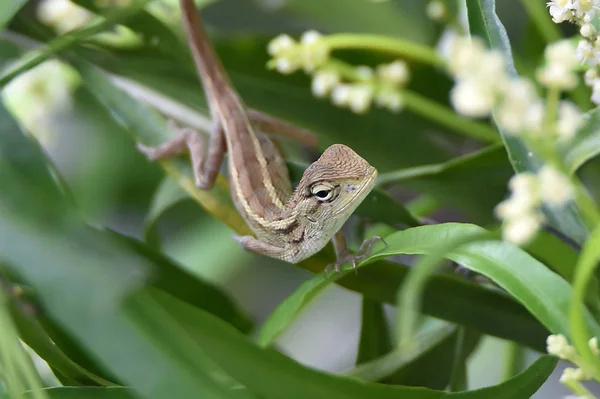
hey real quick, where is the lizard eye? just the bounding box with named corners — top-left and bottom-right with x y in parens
top-left (311, 184), bottom-right (336, 201)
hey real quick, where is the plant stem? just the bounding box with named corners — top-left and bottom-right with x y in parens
top-left (325, 34), bottom-right (446, 68)
top-left (402, 90), bottom-right (500, 143)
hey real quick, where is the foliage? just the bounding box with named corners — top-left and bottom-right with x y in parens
top-left (1, 0), bottom-right (600, 398)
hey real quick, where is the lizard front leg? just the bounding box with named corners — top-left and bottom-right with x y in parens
top-left (137, 120), bottom-right (225, 190)
top-left (325, 230), bottom-right (386, 276)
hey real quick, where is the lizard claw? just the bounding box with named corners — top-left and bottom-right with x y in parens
top-left (324, 236), bottom-right (386, 277)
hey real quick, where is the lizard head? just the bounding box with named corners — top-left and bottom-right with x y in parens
top-left (292, 144), bottom-right (377, 238)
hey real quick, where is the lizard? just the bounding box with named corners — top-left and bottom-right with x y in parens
top-left (137, 0), bottom-right (381, 273)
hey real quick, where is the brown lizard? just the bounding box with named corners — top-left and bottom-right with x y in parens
top-left (137, 0), bottom-right (381, 272)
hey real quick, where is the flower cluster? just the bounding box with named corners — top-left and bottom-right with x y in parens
top-left (547, 334), bottom-right (599, 398)
top-left (443, 35), bottom-right (584, 140)
top-left (547, 0), bottom-right (600, 104)
top-left (495, 166), bottom-right (574, 245)
top-left (268, 31), bottom-right (330, 75)
top-left (268, 32), bottom-right (411, 114)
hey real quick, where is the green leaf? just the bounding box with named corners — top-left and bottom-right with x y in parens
top-left (156, 289), bottom-right (557, 399)
top-left (466, 0), bottom-right (588, 244)
top-left (256, 271), bottom-right (331, 347)
top-left (570, 224), bottom-right (600, 380)
top-left (563, 107), bottom-right (600, 175)
top-left (278, 0), bottom-right (434, 44)
top-left (377, 144), bottom-right (512, 223)
top-left (106, 230), bottom-right (254, 334)
top-left (0, 0), bottom-right (152, 88)
top-left (0, 99), bottom-right (253, 396)
top-left (8, 300), bottom-right (115, 386)
top-left (0, 387), bottom-right (136, 399)
top-left (364, 223), bottom-right (600, 341)
top-left (356, 299), bottom-right (393, 365)
top-left (348, 318), bottom-right (457, 384)
top-left (0, 0), bottom-right (28, 29)
top-left (143, 176), bottom-right (190, 246)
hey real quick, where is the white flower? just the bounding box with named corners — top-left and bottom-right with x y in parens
top-left (497, 79), bottom-right (537, 134)
top-left (547, 334), bottom-right (575, 358)
top-left (300, 30), bottom-right (322, 45)
top-left (37, 0), bottom-right (93, 34)
top-left (450, 79), bottom-right (494, 118)
top-left (580, 23), bottom-right (595, 37)
top-left (584, 68), bottom-right (597, 85)
top-left (537, 64), bottom-right (578, 89)
top-left (375, 88), bottom-right (404, 112)
top-left (538, 166), bottom-right (574, 206)
top-left (426, 0), bottom-right (446, 21)
top-left (571, 0), bottom-right (600, 18)
top-left (523, 101), bottom-right (546, 136)
top-left (268, 34), bottom-right (296, 57)
top-left (376, 61), bottom-right (410, 86)
top-left (300, 30), bottom-right (329, 72)
top-left (560, 367), bottom-right (586, 383)
top-left (503, 213), bottom-right (543, 245)
top-left (274, 57), bottom-right (299, 74)
top-left (509, 172), bottom-right (539, 193)
top-left (557, 101), bottom-right (584, 142)
top-left (537, 40), bottom-right (579, 89)
top-left (446, 36), bottom-right (486, 78)
top-left (592, 80), bottom-right (600, 104)
top-left (355, 66), bottom-right (374, 80)
top-left (331, 84), bottom-right (351, 106)
top-left (347, 84), bottom-right (374, 114)
top-left (495, 193), bottom-right (538, 220)
top-left (548, 40), bottom-right (579, 68)
top-left (311, 70), bottom-right (340, 98)
top-left (547, 0), bottom-right (574, 23)
top-left (589, 337), bottom-right (600, 355)
top-left (576, 39), bottom-right (599, 66)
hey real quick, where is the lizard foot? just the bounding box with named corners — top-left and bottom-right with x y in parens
top-left (324, 236), bottom-right (387, 277)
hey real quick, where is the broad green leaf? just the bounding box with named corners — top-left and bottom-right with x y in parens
top-left (107, 230), bottom-right (254, 334)
top-left (8, 301), bottom-right (115, 386)
top-left (0, 99), bottom-right (253, 393)
top-left (0, 387), bottom-right (136, 399)
top-left (0, 0), bottom-right (28, 29)
top-left (563, 107), bottom-right (600, 175)
top-left (364, 223), bottom-right (600, 341)
top-left (152, 291), bottom-right (556, 399)
top-left (466, 0), bottom-right (589, 245)
top-left (0, 204), bottom-right (248, 399)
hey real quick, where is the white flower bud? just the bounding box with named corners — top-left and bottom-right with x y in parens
top-left (311, 70), bottom-right (340, 98)
top-left (267, 34), bottom-right (296, 56)
top-left (450, 79), bottom-right (494, 118)
top-left (538, 166), bottom-right (574, 206)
